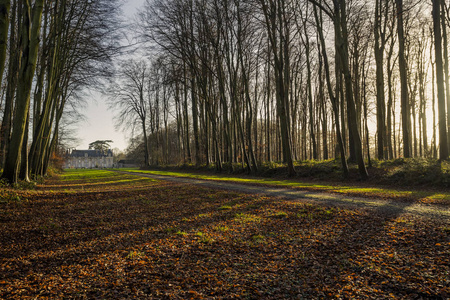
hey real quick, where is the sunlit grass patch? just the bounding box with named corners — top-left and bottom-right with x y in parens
top-left (296, 207), bottom-right (335, 220)
top-left (218, 205), bottom-right (233, 210)
top-left (214, 225), bottom-right (229, 232)
top-left (57, 177), bottom-right (154, 188)
top-left (126, 250), bottom-right (145, 259)
top-left (251, 234), bottom-right (266, 244)
top-left (193, 231), bottom-right (215, 243)
top-left (296, 209), bottom-right (313, 220)
top-left (234, 213), bottom-right (262, 224)
top-left (165, 226), bottom-right (178, 234)
top-left (61, 169), bottom-right (120, 181)
top-left (270, 211), bottom-right (288, 219)
top-left (200, 236), bottom-right (215, 244)
top-left (196, 213), bottom-right (211, 218)
top-left (0, 190), bottom-right (22, 203)
top-left (421, 193), bottom-right (450, 204)
top-left (218, 200), bottom-right (241, 211)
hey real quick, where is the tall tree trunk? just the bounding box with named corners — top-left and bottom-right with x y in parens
top-left (313, 5), bottom-right (348, 177)
top-left (386, 43), bottom-right (395, 159)
top-left (431, 39), bottom-right (438, 158)
top-left (0, 0), bottom-right (18, 169)
top-left (317, 37), bottom-right (328, 160)
top-left (374, 0), bottom-right (387, 160)
top-left (260, 0), bottom-right (295, 176)
top-left (182, 62), bottom-right (191, 163)
top-left (19, 112), bottom-right (29, 181)
top-left (362, 60), bottom-right (372, 167)
top-left (0, 0), bottom-right (10, 84)
top-left (432, 0), bottom-right (449, 160)
top-left (303, 22), bottom-right (317, 160)
top-left (395, 0), bottom-right (411, 158)
top-left (142, 120), bottom-right (150, 167)
top-left (334, 0), bottom-right (368, 179)
top-left (191, 78), bottom-right (201, 165)
top-left (441, 0), bottom-right (450, 152)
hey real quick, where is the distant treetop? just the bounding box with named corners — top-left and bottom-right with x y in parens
top-left (88, 140), bottom-right (113, 155)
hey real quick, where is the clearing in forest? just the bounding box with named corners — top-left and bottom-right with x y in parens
top-left (0, 169), bottom-right (448, 299)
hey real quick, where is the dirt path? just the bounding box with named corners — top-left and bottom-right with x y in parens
top-left (118, 171), bottom-right (450, 220)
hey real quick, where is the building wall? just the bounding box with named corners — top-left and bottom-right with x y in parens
top-left (64, 157), bottom-right (114, 169)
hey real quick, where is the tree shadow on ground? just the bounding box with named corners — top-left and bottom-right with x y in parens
top-left (1, 176), bottom-right (448, 299)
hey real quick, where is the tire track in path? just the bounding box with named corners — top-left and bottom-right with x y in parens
top-left (116, 170), bottom-right (450, 220)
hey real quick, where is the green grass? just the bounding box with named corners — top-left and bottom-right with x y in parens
top-left (126, 250), bottom-right (145, 259)
top-left (234, 213), bottom-right (262, 224)
top-left (251, 234), bottom-right (266, 244)
top-left (61, 169), bottom-right (122, 181)
top-left (214, 225), bottom-right (229, 232)
top-left (218, 205), bottom-right (233, 210)
top-left (270, 211), bottom-right (288, 219)
top-left (119, 168), bottom-right (450, 203)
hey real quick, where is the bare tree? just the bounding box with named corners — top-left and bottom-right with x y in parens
top-left (109, 59), bottom-right (151, 166)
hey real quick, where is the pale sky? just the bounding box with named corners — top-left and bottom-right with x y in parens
top-left (76, 0), bottom-right (145, 152)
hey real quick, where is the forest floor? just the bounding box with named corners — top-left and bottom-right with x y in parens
top-left (117, 169), bottom-right (450, 220)
top-left (0, 169), bottom-right (449, 299)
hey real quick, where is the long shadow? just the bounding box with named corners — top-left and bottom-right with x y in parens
top-left (121, 170), bottom-right (449, 219)
top-left (297, 197), bottom-right (448, 298)
top-left (1, 190), bottom-right (285, 299)
top-left (1, 173), bottom-right (448, 299)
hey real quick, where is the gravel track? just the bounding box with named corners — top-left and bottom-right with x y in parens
top-left (117, 171), bottom-right (450, 220)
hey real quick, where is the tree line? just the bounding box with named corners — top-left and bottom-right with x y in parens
top-left (113, 0), bottom-right (450, 179)
top-left (0, 0), bottom-right (120, 183)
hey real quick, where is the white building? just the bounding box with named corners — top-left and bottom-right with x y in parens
top-left (64, 149), bottom-right (114, 169)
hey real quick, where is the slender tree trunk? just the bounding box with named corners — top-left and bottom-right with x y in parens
top-left (260, 0), bottom-right (295, 176)
top-left (374, 0), bottom-right (387, 160)
top-left (303, 26), bottom-right (317, 160)
top-left (266, 45), bottom-right (272, 162)
top-left (182, 62), bottom-right (191, 163)
top-left (441, 0), bottom-right (450, 152)
top-left (431, 45), bottom-right (438, 158)
top-left (0, 0), bottom-right (10, 84)
top-left (396, 0), bottom-right (411, 158)
top-left (0, 0), bottom-right (18, 169)
top-left (386, 58), bottom-right (394, 159)
top-left (313, 5), bottom-right (348, 176)
top-left (142, 120), bottom-right (150, 167)
top-left (334, 0), bottom-right (368, 179)
top-left (318, 38), bottom-right (328, 160)
top-left (191, 78), bottom-right (201, 165)
top-left (19, 111), bottom-right (30, 182)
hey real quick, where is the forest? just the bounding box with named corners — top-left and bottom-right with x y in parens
top-left (113, 0), bottom-right (450, 180)
top-left (0, 0), bottom-right (449, 183)
top-left (0, 1), bottom-right (449, 298)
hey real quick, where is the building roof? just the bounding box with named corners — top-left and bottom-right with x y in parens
top-left (69, 149), bottom-right (113, 158)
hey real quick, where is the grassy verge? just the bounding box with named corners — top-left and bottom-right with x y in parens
top-left (118, 168), bottom-right (450, 206)
top-left (0, 170), bottom-right (448, 298)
